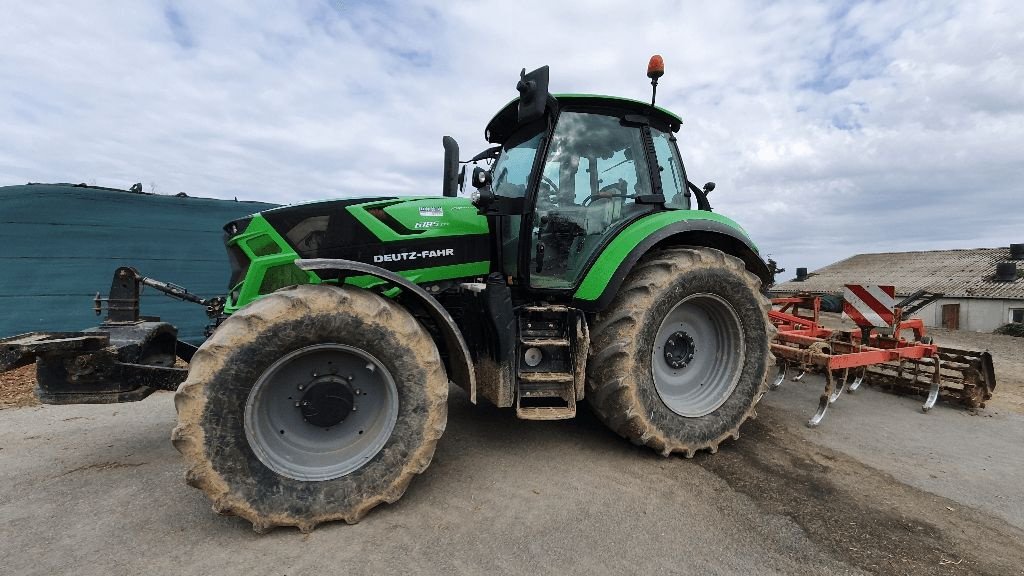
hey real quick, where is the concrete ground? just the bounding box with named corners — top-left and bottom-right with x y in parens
top-left (2, 377), bottom-right (1023, 576)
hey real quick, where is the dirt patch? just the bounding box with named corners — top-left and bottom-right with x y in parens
top-left (817, 312), bottom-right (1024, 414)
top-left (700, 408), bottom-right (1024, 575)
top-left (0, 364), bottom-right (38, 409)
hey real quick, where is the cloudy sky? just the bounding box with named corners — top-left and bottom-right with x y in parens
top-left (1, 1), bottom-right (1021, 274)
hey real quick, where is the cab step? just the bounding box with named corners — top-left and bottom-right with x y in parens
top-left (514, 304), bottom-right (583, 420)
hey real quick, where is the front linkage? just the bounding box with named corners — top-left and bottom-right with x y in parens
top-left (0, 267), bottom-right (218, 404)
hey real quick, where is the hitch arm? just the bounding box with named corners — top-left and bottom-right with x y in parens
top-left (137, 275), bottom-right (208, 306)
top-left (93, 266), bottom-right (224, 321)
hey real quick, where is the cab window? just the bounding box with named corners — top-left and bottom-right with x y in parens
top-left (652, 128), bottom-right (688, 209)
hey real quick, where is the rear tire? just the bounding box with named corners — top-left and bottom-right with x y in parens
top-left (172, 284), bottom-right (448, 532)
top-left (587, 247), bottom-right (773, 457)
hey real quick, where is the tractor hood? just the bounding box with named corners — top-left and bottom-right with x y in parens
top-left (223, 196), bottom-right (491, 291)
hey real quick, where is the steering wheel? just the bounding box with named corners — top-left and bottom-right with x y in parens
top-left (541, 175), bottom-right (559, 194)
top-left (582, 180), bottom-right (630, 206)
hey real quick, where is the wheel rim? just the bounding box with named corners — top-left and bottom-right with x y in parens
top-left (652, 293), bottom-right (745, 417)
top-left (244, 343), bottom-right (399, 481)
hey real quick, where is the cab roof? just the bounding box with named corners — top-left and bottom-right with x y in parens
top-left (484, 93), bottom-right (683, 144)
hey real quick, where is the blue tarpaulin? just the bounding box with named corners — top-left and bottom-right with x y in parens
top-left (0, 183), bottom-right (276, 342)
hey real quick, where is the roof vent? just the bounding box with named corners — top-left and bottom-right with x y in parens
top-left (996, 262), bottom-right (1017, 282)
top-left (795, 267), bottom-right (808, 281)
top-left (1010, 244), bottom-right (1024, 260)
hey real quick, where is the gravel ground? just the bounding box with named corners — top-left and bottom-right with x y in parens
top-left (1, 380), bottom-right (1023, 576)
top-left (2, 322), bottom-right (1022, 574)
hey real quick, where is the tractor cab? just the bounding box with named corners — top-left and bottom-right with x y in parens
top-left (456, 66), bottom-right (700, 296)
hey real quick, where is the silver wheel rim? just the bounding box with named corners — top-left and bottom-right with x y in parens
top-left (244, 343), bottom-right (399, 481)
top-left (652, 293), bottom-right (745, 417)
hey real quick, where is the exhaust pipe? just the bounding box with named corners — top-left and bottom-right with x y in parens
top-left (442, 136), bottom-right (459, 197)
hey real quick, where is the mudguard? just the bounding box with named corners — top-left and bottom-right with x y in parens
top-left (572, 211), bottom-right (771, 311)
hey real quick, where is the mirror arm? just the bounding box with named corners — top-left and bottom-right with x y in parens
top-left (686, 180), bottom-right (713, 211)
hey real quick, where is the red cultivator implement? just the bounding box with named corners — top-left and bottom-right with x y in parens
top-left (769, 286), bottom-right (997, 427)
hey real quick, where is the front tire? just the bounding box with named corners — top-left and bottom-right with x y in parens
top-left (172, 284), bottom-right (448, 532)
top-left (587, 247), bottom-right (773, 457)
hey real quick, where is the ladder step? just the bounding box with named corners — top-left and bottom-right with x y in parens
top-left (515, 405), bottom-right (576, 420)
top-left (520, 338), bottom-right (570, 347)
top-left (522, 305), bottom-right (569, 313)
top-left (519, 371), bottom-right (574, 383)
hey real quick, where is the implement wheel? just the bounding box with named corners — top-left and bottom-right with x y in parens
top-left (587, 247), bottom-right (773, 457)
top-left (172, 284), bottom-right (447, 532)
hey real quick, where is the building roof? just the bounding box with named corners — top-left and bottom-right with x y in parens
top-left (771, 248), bottom-right (1024, 300)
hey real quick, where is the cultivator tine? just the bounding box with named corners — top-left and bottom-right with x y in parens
top-left (769, 360), bottom-right (788, 390)
top-left (922, 356), bottom-right (942, 413)
top-left (847, 367), bottom-right (866, 392)
top-left (793, 370), bottom-right (806, 382)
top-left (808, 370), bottom-right (836, 428)
top-left (829, 369), bottom-right (848, 404)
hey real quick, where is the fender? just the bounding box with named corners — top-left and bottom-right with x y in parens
top-left (571, 211), bottom-right (771, 312)
top-left (295, 258), bottom-right (476, 403)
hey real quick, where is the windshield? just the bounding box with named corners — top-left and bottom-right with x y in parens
top-left (491, 129), bottom-right (543, 198)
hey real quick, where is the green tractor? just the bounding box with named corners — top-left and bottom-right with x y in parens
top-left (1, 60), bottom-right (773, 532)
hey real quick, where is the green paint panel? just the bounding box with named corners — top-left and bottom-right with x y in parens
top-left (573, 210), bottom-right (756, 301)
top-left (346, 197), bottom-right (487, 242)
top-left (224, 214), bottom-right (311, 314)
top-left (0, 184), bottom-right (275, 342)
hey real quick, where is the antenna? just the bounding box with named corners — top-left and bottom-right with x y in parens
top-left (647, 55), bottom-right (665, 107)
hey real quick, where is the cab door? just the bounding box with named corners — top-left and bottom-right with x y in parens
top-left (483, 122), bottom-right (547, 281)
top-left (528, 111), bottom-right (656, 290)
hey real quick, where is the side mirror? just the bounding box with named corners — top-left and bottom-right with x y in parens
top-left (442, 136), bottom-right (460, 197)
top-left (517, 66), bottom-right (550, 124)
top-left (703, 181), bottom-right (716, 195)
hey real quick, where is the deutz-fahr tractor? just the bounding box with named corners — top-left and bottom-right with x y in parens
top-left (0, 58), bottom-right (774, 532)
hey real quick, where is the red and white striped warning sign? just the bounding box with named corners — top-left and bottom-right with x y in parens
top-left (843, 284), bottom-right (896, 328)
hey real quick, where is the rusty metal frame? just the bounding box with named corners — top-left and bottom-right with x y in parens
top-left (768, 294), bottom-right (994, 427)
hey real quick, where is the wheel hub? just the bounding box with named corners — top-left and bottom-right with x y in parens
top-left (663, 330), bottom-right (695, 369)
top-left (244, 343), bottom-right (399, 481)
top-left (298, 377), bottom-right (355, 428)
top-left (651, 293), bottom-right (745, 418)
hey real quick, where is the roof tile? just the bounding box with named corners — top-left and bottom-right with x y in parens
top-left (770, 248), bottom-right (1024, 300)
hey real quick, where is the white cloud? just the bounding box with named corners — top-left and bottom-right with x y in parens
top-left (0, 0), bottom-right (1021, 275)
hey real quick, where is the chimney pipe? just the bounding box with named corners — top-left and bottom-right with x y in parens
top-left (796, 267), bottom-right (808, 281)
top-left (1010, 244), bottom-right (1024, 260)
top-left (996, 262), bottom-right (1017, 282)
